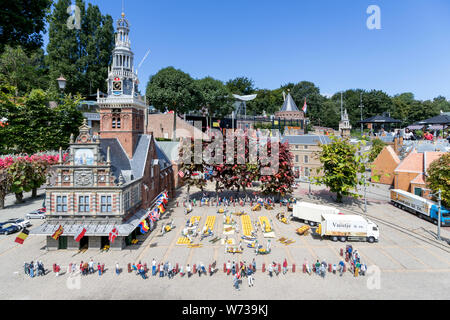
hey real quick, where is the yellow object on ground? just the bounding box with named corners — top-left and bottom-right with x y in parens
top-left (259, 216), bottom-right (272, 233)
top-left (227, 247), bottom-right (242, 253)
top-left (296, 225), bottom-right (311, 235)
top-left (316, 224), bottom-right (321, 234)
top-left (203, 216), bottom-right (216, 233)
top-left (177, 237), bottom-right (191, 245)
top-left (218, 208), bottom-right (225, 213)
top-left (188, 243), bottom-right (203, 248)
top-left (164, 225), bottom-right (171, 232)
top-left (252, 203), bottom-right (261, 211)
top-left (190, 216), bottom-right (201, 224)
top-left (225, 216), bottom-right (231, 225)
top-left (241, 215), bottom-right (253, 236)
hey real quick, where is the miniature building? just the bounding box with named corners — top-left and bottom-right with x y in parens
top-left (282, 135), bottom-right (331, 178)
top-left (32, 12), bottom-right (174, 250)
top-left (371, 146), bottom-right (401, 185)
top-left (339, 109), bottom-right (352, 138)
top-left (274, 92), bottom-right (306, 134)
top-left (146, 113), bottom-right (207, 140)
top-left (393, 150), bottom-right (445, 197)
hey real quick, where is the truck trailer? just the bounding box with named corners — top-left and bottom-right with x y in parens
top-left (292, 202), bottom-right (340, 226)
top-left (317, 214), bottom-right (379, 243)
top-left (390, 189), bottom-right (450, 226)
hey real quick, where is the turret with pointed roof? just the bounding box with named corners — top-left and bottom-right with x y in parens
top-left (275, 90), bottom-right (306, 133)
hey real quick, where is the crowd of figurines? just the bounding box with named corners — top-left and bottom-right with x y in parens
top-left (22, 245), bottom-right (367, 290)
top-left (178, 193), bottom-right (295, 209)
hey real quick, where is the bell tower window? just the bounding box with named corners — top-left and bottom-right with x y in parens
top-left (112, 109), bottom-right (121, 129)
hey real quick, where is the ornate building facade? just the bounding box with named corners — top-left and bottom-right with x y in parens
top-left (32, 12), bottom-right (174, 250)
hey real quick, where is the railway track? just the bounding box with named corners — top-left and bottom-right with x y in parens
top-left (304, 196), bottom-right (450, 254)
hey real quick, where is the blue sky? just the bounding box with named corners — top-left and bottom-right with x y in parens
top-left (44, 0), bottom-right (450, 100)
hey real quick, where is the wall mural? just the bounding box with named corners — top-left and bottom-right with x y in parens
top-left (74, 149), bottom-right (94, 165)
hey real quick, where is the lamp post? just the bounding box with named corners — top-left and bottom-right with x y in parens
top-left (359, 92), bottom-right (364, 136)
top-left (432, 189), bottom-right (442, 241)
top-left (57, 75), bottom-right (66, 102)
top-left (361, 150), bottom-right (368, 214)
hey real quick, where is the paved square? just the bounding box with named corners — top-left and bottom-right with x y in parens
top-left (0, 184), bottom-right (449, 300)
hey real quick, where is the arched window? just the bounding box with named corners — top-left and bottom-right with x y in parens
top-left (117, 117), bottom-right (121, 128)
top-left (112, 118), bottom-right (116, 129)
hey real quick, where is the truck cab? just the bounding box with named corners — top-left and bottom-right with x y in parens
top-left (430, 205), bottom-right (450, 226)
top-left (366, 219), bottom-right (379, 243)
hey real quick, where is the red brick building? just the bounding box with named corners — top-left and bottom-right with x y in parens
top-left (32, 12), bottom-right (174, 250)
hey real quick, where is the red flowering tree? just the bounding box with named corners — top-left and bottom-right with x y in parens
top-left (213, 134), bottom-right (259, 195)
top-left (177, 134), bottom-right (295, 199)
top-left (259, 141), bottom-right (294, 197)
top-left (178, 138), bottom-right (208, 198)
top-left (0, 153), bottom-right (64, 206)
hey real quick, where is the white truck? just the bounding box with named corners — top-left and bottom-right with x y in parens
top-left (292, 202), bottom-right (340, 226)
top-left (317, 214), bottom-right (379, 243)
top-left (390, 189), bottom-right (450, 226)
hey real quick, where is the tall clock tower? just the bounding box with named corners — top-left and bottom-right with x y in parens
top-left (98, 12), bottom-right (147, 158)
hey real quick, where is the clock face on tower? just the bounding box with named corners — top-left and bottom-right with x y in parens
top-left (112, 77), bottom-right (122, 95)
top-left (113, 81), bottom-right (122, 91)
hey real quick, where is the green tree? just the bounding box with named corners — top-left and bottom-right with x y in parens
top-left (369, 138), bottom-right (387, 163)
top-left (196, 77), bottom-right (233, 120)
top-left (47, 0), bottom-right (114, 96)
top-left (247, 89), bottom-right (284, 116)
top-left (0, 169), bottom-right (12, 209)
top-left (332, 89), bottom-right (393, 129)
top-left (0, 0), bottom-right (52, 53)
top-left (391, 93), bottom-right (416, 127)
top-left (78, 2), bottom-right (115, 95)
top-left (427, 153), bottom-right (450, 208)
top-left (290, 81), bottom-right (326, 126)
top-left (8, 158), bottom-right (33, 203)
top-left (0, 88), bottom-right (83, 154)
top-left (146, 67), bottom-right (200, 141)
top-left (314, 135), bottom-right (371, 202)
top-left (225, 77), bottom-right (255, 95)
top-left (0, 45), bottom-right (49, 96)
top-left (54, 94), bottom-right (84, 150)
top-left (320, 99), bottom-right (340, 129)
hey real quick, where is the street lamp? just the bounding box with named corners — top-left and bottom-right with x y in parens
top-left (57, 75), bottom-right (66, 103)
top-left (57, 75), bottom-right (67, 91)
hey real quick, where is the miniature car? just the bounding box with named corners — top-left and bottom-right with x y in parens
top-left (7, 218), bottom-right (31, 228)
top-left (0, 223), bottom-right (21, 235)
top-left (26, 210), bottom-right (46, 220)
